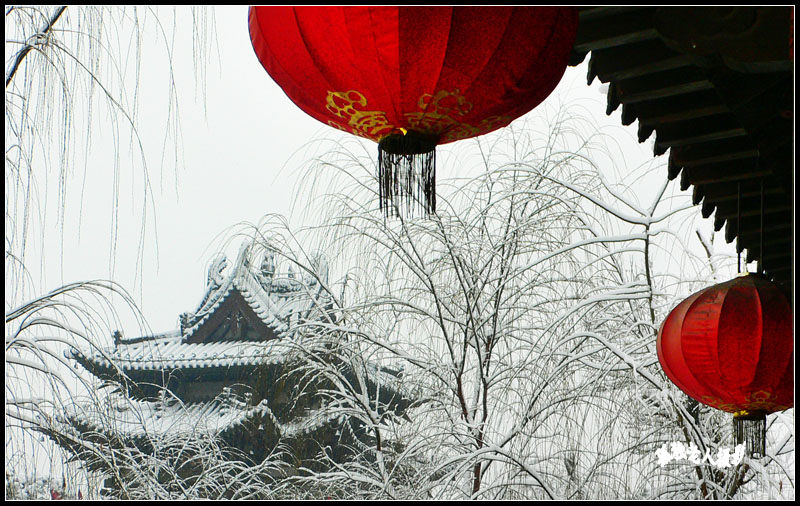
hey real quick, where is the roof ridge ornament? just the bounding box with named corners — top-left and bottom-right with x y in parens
top-left (259, 249), bottom-right (276, 292)
top-left (179, 312), bottom-right (194, 335)
top-left (207, 254), bottom-right (229, 290)
top-left (112, 330), bottom-right (123, 348)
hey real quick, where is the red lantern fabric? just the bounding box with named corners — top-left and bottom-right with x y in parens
top-left (248, 6), bottom-right (578, 146)
top-left (657, 274), bottom-right (794, 414)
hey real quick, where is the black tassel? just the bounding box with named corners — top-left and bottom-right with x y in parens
top-left (733, 410), bottom-right (766, 458)
top-left (378, 131), bottom-right (438, 218)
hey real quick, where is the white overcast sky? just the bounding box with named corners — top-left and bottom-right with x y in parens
top-left (27, 6), bottom-right (739, 340)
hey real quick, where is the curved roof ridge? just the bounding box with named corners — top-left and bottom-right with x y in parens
top-left (74, 335), bottom-right (302, 372)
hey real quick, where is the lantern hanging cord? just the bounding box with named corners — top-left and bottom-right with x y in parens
top-left (759, 178), bottom-right (764, 275)
top-left (737, 181), bottom-right (741, 274)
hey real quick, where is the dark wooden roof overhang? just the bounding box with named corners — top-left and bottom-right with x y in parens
top-left (569, 6), bottom-right (794, 295)
top-left (185, 288), bottom-right (279, 344)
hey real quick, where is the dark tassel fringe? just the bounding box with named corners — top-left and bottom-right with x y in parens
top-left (733, 411), bottom-right (766, 458)
top-left (378, 132), bottom-right (438, 219)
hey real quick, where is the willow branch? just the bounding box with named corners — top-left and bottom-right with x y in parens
top-left (5, 6), bottom-right (67, 88)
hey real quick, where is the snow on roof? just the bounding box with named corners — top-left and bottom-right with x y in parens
top-left (258, 400), bottom-right (346, 440)
top-left (64, 391), bottom-right (261, 440)
top-left (72, 332), bottom-right (306, 372)
top-left (71, 240), bottom-right (333, 373)
top-left (180, 241), bottom-right (327, 342)
top-left (64, 390), bottom-right (345, 442)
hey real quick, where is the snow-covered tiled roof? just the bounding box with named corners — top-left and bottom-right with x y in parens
top-left (180, 241), bottom-right (327, 343)
top-left (65, 392), bottom-right (262, 440)
top-left (64, 391), bottom-right (345, 442)
top-left (72, 332), bottom-right (305, 372)
top-left (71, 240), bottom-right (333, 374)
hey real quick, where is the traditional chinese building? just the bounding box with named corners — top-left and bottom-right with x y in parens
top-left (47, 241), bottom-right (411, 497)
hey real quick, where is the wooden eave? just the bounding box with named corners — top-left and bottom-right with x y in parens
top-left (184, 288), bottom-right (279, 344)
top-left (570, 6), bottom-right (794, 294)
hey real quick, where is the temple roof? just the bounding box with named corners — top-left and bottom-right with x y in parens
top-left (52, 241), bottom-right (412, 478)
top-left (73, 331), bottom-right (303, 373)
top-left (179, 242), bottom-right (321, 343)
top-left (65, 390), bottom-right (261, 440)
top-left (71, 241), bottom-right (333, 377)
top-left (62, 389), bottom-right (347, 442)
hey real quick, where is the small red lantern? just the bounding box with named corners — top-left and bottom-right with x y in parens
top-left (248, 6), bottom-right (578, 217)
top-left (657, 273), bottom-right (794, 456)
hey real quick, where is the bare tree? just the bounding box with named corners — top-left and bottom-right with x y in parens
top-left (239, 105), bottom-right (793, 499)
top-left (6, 5), bottom-right (215, 498)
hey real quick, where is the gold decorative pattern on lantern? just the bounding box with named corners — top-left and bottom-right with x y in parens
top-left (701, 389), bottom-right (791, 414)
top-left (326, 90), bottom-right (395, 139)
top-left (326, 88), bottom-right (513, 143)
top-left (405, 89), bottom-right (512, 143)
top-left (743, 389), bottom-right (792, 411)
top-left (701, 396), bottom-right (737, 413)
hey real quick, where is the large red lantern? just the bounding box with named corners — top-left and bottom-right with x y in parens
top-left (657, 273), bottom-right (794, 456)
top-left (248, 6), bottom-right (578, 217)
